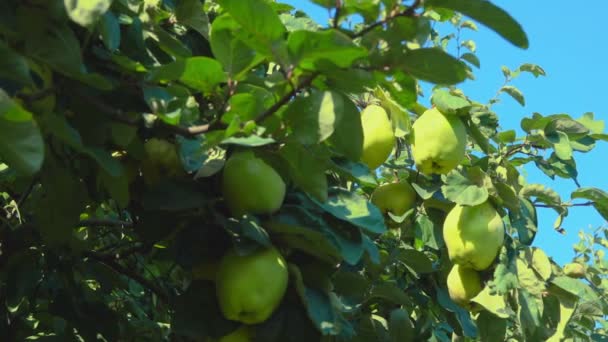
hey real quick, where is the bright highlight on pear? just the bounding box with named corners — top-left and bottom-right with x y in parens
top-left (215, 247), bottom-right (288, 324)
top-left (447, 264), bottom-right (482, 308)
top-left (222, 151), bottom-right (286, 216)
top-left (411, 107), bottom-right (467, 175)
top-left (443, 201), bottom-right (505, 271)
top-left (360, 105), bottom-right (395, 170)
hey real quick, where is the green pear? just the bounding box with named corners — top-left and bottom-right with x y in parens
top-left (222, 151), bottom-right (286, 216)
top-left (360, 105), bottom-right (395, 170)
top-left (563, 262), bottom-right (586, 278)
top-left (447, 264), bottom-right (482, 308)
top-left (216, 247), bottom-right (288, 324)
top-left (443, 201), bottom-right (504, 271)
top-left (411, 108), bottom-right (467, 175)
top-left (371, 181), bottom-right (417, 217)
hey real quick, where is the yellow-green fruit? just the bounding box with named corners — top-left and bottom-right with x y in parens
top-left (222, 151), bottom-right (286, 216)
top-left (142, 138), bottom-right (183, 185)
top-left (411, 107), bottom-right (467, 175)
top-left (564, 262), bottom-right (586, 278)
top-left (443, 202), bottom-right (504, 271)
top-left (371, 182), bottom-right (417, 217)
top-left (447, 264), bottom-right (482, 308)
top-left (360, 105), bottom-right (395, 170)
top-left (216, 247), bottom-right (288, 324)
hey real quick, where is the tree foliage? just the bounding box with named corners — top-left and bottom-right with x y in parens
top-left (0, 0), bottom-right (607, 341)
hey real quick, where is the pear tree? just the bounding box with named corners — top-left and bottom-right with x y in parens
top-left (0, 0), bottom-right (607, 341)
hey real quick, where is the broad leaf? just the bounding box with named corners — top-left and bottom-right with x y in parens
top-left (288, 29), bottom-right (367, 69)
top-left (571, 187), bottom-right (608, 221)
top-left (400, 48), bottom-right (467, 85)
top-left (0, 91), bottom-right (44, 176)
top-left (426, 0), bottom-right (529, 49)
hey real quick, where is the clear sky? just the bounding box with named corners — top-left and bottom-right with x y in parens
top-left (281, 0), bottom-right (608, 265)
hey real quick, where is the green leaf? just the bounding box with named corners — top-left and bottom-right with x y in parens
top-left (148, 57), bottom-right (227, 94)
top-left (280, 142), bottom-right (328, 202)
top-left (545, 117), bottom-right (590, 139)
top-left (285, 90), bottom-right (345, 145)
top-left (441, 167), bottom-right (490, 206)
top-left (571, 187), bottom-right (608, 221)
top-left (396, 248), bottom-right (434, 275)
top-left (516, 258), bottom-right (545, 296)
top-left (35, 155), bottom-right (87, 244)
top-left (426, 0), bottom-right (529, 49)
top-left (0, 91), bottom-right (44, 176)
top-left (576, 112), bottom-right (604, 134)
top-left (460, 52), bottom-right (480, 68)
top-left (230, 215), bottom-right (271, 247)
top-left (368, 283), bottom-right (410, 305)
top-left (389, 309), bottom-right (414, 342)
top-left (518, 289), bottom-right (543, 338)
top-left (463, 117), bottom-right (493, 154)
top-left (493, 247), bottom-right (519, 295)
top-left (531, 248), bottom-right (552, 281)
top-left (400, 48), bottom-right (467, 85)
top-left (220, 136), bottom-right (276, 147)
top-left (98, 11), bottom-right (120, 51)
top-left (99, 168), bottom-right (130, 209)
top-left (471, 286), bottom-right (511, 318)
top-left (476, 311), bottom-right (507, 342)
top-left (330, 159), bottom-right (377, 188)
top-left (176, 0), bottom-right (210, 39)
top-left (374, 87), bottom-right (410, 138)
top-left (431, 89), bottom-right (471, 115)
top-left (500, 85), bottom-right (525, 106)
top-left (520, 184), bottom-right (561, 206)
top-left (210, 14), bottom-right (262, 78)
top-left (0, 42), bottom-right (33, 86)
top-left (414, 213), bottom-right (441, 250)
top-left (509, 197), bottom-right (537, 245)
top-left (327, 97), bottom-right (363, 161)
top-left (436, 288), bottom-right (478, 338)
top-left (288, 29), bottom-right (367, 69)
top-left (216, 0), bottom-right (286, 55)
top-left (266, 209), bottom-right (343, 265)
top-left (518, 63), bottom-right (546, 78)
top-left (495, 130), bottom-right (516, 144)
top-left (64, 0), bottom-right (112, 27)
top-left (311, 188), bottom-right (386, 235)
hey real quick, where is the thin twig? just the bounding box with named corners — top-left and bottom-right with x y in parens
top-left (333, 0), bottom-right (342, 29)
top-left (535, 201), bottom-right (594, 208)
top-left (78, 218), bottom-right (134, 228)
top-left (352, 0), bottom-right (423, 38)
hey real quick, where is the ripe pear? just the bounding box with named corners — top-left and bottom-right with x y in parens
top-left (443, 201), bottom-right (504, 271)
top-left (563, 262), bottom-right (586, 278)
top-left (371, 181), bottom-right (417, 217)
top-left (215, 247), bottom-right (288, 324)
top-left (447, 264), bottom-right (483, 308)
top-left (411, 108), bottom-right (467, 175)
top-left (222, 151), bottom-right (286, 216)
top-left (360, 105), bottom-right (395, 170)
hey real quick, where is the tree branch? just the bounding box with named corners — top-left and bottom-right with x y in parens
top-left (535, 201), bottom-right (595, 208)
top-left (78, 218), bottom-right (134, 228)
top-left (85, 251), bottom-right (169, 303)
top-left (352, 0), bottom-right (423, 38)
top-left (254, 73), bottom-right (319, 123)
top-left (333, 0), bottom-right (342, 29)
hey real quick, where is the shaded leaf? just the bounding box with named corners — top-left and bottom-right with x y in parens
top-left (426, 0), bottom-right (529, 49)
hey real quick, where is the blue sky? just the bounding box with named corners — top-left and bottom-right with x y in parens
top-left (281, 0), bottom-right (608, 265)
